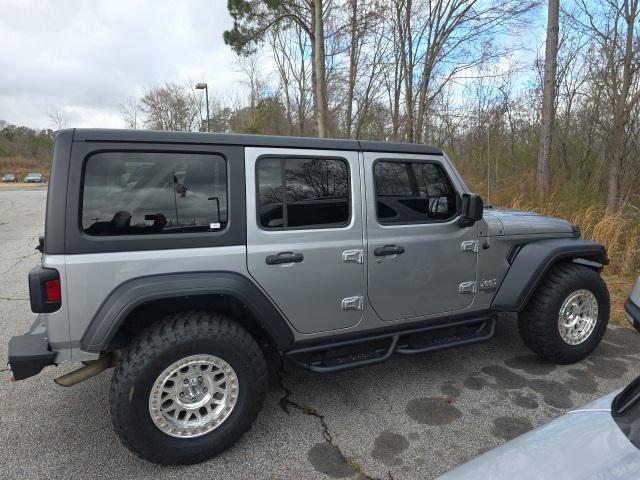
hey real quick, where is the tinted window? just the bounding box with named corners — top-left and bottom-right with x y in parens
top-left (82, 152), bottom-right (227, 235)
top-left (257, 157), bottom-right (350, 229)
top-left (374, 161), bottom-right (457, 224)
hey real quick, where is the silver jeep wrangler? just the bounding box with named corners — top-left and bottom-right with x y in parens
top-left (8, 129), bottom-right (610, 464)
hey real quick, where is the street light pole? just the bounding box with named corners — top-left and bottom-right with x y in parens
top-left (195, 82), bottom-right (210, 132)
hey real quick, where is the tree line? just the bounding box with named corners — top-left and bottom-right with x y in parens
top-left (0, 121), bottom-right (54, 170)
top-left (122, 0), bottom-right (640, 216)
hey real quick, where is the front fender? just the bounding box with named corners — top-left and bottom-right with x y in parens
top-left (80, 271), bottom-right (294, 352)
top-left (491, 238), bottom-right (608, 312)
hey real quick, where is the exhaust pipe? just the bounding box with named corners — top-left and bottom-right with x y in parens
top-left (54, 351), bottom-right (121, 387)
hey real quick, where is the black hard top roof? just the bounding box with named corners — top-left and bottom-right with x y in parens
top-left (71, 128), bottom-right (443, 155)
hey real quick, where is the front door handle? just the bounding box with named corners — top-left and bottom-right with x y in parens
top-left (265, 251), bottom-right (304, 265)
top-left (374, 245), bottom-right (405, 256)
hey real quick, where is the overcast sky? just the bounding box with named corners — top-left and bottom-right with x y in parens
top-left (0, 0), bottom-right (245, 130)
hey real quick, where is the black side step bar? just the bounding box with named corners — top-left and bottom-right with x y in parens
top-left (286, 316), bottom-right (496, 373)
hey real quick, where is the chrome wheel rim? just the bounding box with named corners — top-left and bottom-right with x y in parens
top-left (148, 354), bottom-right (239, 438)
top-left (558, 289), bottom-right (598, 345)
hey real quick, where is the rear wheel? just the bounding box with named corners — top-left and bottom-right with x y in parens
top-left (110, 310), bottom-right (267, 465)
top-left (518, 263), bottom-right (609, 364)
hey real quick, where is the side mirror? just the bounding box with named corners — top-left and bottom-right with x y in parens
top-left (458, 193), bottom-right (483, 228)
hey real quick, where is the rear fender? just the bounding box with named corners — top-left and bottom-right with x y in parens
top-left (80, 271), bottom-right (295, 352)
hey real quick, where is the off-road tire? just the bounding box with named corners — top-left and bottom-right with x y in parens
top-left (110, 310), bottom-right (268, 465)
top-left (518, 263), bottom-right (609, 364)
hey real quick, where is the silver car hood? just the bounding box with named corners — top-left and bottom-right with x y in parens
top-left (482, 207), bottom-right (574, 236)
top-left (438, 392), bottom-right (640, 480)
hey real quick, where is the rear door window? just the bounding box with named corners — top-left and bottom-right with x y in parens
top-left (257, 157), bottom-right (350, 229)
top-left (82, 152), bottom-right (227, 235)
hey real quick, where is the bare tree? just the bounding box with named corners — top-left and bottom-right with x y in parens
top-left (312, 0), bottom-right (329, 137)
top-left (48, 107), bottom-right (68, 130)
top-left (270, 24), bottom-right (314, 135)
top-left (377, 0), bottom-right (537, 143)
top-left (139, 82), bottom-right (200, 131)
top-left (270, 29), bottom-right (296, 135)
top-left (119, 96), bottom-right (141, 129)
top-left (224, 0), bottom-right (335, 137)
top-left (236, 54), bottom-right (267, 126)
top-left (339, 0), bottom-right (387, 138)
top-left (570, 0), bottom-right (640, 211)
top-left (554, 11), bottom-right (590, 178)
top-left (344, 0), bottom-right (360, 138)
top-left (537, 0), bottom-right (560, 190)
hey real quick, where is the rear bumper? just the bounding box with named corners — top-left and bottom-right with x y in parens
top-left (7, 318), bottom-right (56, 380)
top-left (625, 298), bottom-right (640, 331)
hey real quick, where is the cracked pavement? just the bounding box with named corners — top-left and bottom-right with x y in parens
top-left (2, 189), bottom-right (640, 480)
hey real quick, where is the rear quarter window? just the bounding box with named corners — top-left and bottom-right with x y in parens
top-left (82, 152), bottom-right (227, 236)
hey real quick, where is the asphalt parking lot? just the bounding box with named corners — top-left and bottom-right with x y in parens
top-left (1, 188), bottom-right (640, 480)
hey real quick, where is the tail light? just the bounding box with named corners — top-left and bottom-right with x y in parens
top-left (28, 266), bottom-right (61, 313)
top-left (45, 279), bottom-right (61, 302)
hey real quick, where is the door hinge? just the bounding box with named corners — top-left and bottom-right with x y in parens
top-left (341, 296), bottom-right (364, 311)
top-left (460, 240), bottom-right (479, 253)
top-left (342, 249), bottom-right (364, 264)
top-left (459, 281), bottom-right (478, 294)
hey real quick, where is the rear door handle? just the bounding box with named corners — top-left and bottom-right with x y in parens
top-left (374, 245), bottom-right (405, 256)
top-left (265, 251), bottom-right (304, 265)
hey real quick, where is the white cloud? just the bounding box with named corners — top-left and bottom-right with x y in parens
top-left (0, 0), bottom-right (247, 129)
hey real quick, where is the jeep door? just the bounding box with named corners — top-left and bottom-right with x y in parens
top-left (364, 152), bottom-right (478, 321)
top-left (245, 148), bottom-right (365, 334)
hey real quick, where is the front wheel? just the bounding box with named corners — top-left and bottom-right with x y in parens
top-left (109, 310), bottom-right (268, 465)
top-left (518, 263), bottom-right (610, 364)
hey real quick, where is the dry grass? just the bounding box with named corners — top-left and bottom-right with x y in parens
top-left (464, 170), bottom-right (640, 276)
top-left (605, 275), bottom-right (636, 327)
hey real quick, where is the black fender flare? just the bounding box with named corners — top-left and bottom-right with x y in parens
top-left (491, 238), bottom-right (608, 312)
top-left (80, 271), bottom-right (294, 352)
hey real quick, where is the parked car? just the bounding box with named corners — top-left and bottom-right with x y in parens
top-left (2, 173), bottom-right (17, 182)
top-left (23, 172), bottom-right (45, 183)
top-left (438, 376), bottom-right (640, 480)
top-left (625, 277), bottom-right (640, 331)
top-left (8, 129), bottom-right (611, 465)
